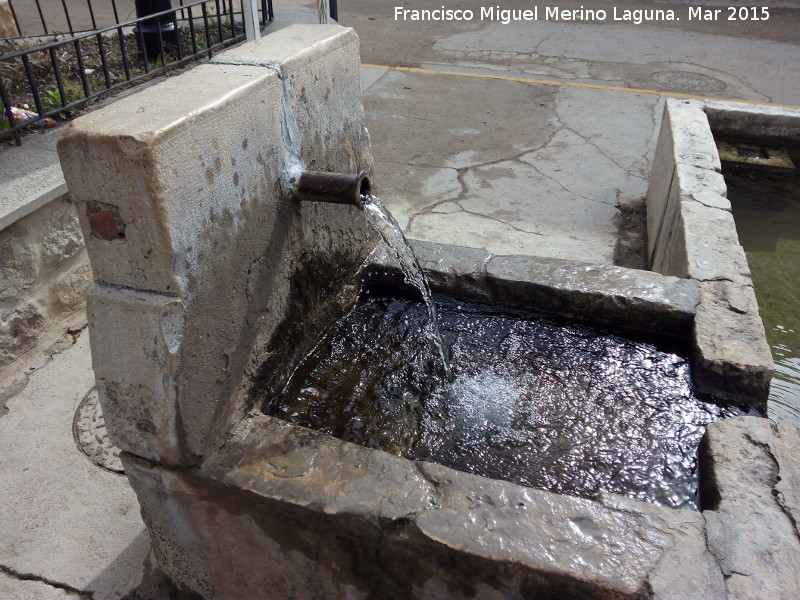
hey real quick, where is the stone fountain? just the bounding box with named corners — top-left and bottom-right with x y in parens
top-left (57, 24), bottom-right (800, 600)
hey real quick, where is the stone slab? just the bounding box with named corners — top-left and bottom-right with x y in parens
top-left (693, 281), bottom-right (774, 408)
top-left (123, 412), bottom-right (725, 599)
top-left (484, 254), bottom-right (700, 335)
top-left (366, 240), bottom-right (700, 337)
top-left (87, 283), bottom-right (187, 465)
top-left (57, 62), bottom-right (284, 296)
top-left (705, 101), bottom-right (800, 144)
top-left (700, 417), bottom-right (800, 599)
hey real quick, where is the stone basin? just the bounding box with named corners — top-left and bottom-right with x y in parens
top-left (56, 24), bottom-right (800, 600)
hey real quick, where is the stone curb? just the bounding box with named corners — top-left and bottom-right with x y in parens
top-left (365, 239), bottom-right (701, 339)
top-left (644, 98), bottom-right (796, 407)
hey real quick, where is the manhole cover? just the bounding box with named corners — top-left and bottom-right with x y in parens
top-left (73, 387), bottom-right (124, 474)
top-left (651, 70), bottom-right (727, 93)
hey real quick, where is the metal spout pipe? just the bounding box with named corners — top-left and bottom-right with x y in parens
top-left (291, 170), bottom-right (370, 209)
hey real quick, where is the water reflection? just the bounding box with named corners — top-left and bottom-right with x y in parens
top-left (725, 160), bottom-right (800, 427)
top-left (268, 296), bottom-right (744, 511)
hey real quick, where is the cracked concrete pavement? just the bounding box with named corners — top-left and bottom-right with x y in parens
top-left (0, 332), bottom-right (167, 600)
top-left (350, 0), bottom-right (800, 267)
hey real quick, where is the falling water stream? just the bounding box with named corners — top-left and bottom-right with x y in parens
top-left (361, 192), bottom-right (453, 381)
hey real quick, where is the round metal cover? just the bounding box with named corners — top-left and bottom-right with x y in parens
top-left (73, 387), bottom-right (124, 474)
top-left (651, 70), bottom-right (726, 93)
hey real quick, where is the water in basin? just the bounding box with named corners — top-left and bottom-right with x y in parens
top-left (267, 293), bottom-right (745, 511)
top-left (725, 153), bottom-right (800, 427)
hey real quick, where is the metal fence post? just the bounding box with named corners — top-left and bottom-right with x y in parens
top-left (243, 0), bottom-right (259, 41)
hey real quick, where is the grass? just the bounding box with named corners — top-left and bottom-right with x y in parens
top-left (1, 16), bottom-right (241, 142)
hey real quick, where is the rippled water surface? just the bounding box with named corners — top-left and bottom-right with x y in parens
top-left (268, 296), bottom-right (744, 510)
top-left (726, 161), bottom-right (800, 428)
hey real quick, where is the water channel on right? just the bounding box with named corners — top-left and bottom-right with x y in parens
top-left (724, 150), bottom-right (800, 428)
top-left (268, 292), bottom-right (746, 511)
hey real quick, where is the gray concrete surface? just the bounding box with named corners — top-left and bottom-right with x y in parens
top-left (0, 330), bottom-right (167, 600)
top-left (1, 0), bottom-right (800, 597)
top-left (348, 0), bottom-right (800, 264)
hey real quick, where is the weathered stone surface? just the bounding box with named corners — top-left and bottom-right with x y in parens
top-left (681, 200), bottom-right (751, 283)
top-left (365, 240), bottom-right (700, 336)
top-left (0, 302), bottom-right (44, 367)
top-left (700, 417), bottom-right (800, 599)
top-left (705, 101), bottom-right (800, 145)
top-left (87, 283), bottom-right (187, 465)
top-left (598, 494), bottom-right (725, 600)
top-left (41, 201), bottom-right (84, 267)
top-left (666, 100), bottom-right (722, 173)
top-left (127, 411), bottom-right (731, 599)
top-left (59, 25), bottom-right (377, 463)
top-left (650, 164), bottom-right (733, 278)
top-left (58, 63), bottom-right (284, 296)
top-left (365, 240), bottom-right (494, 303)
top-left (52, 262), bottom-right (91, 314)
top-left (646, 100), bottom-right (722, 262)
top-left (0, 195), bottom-right (91, 368)
top-left (485, 254), bottom-right (700, 335)
top-left (0, 228), bottom-right (39, 301)
top-left (693, 281), bottom-right (774, 406)
top-left (646, 99), bottom-right (776, 407)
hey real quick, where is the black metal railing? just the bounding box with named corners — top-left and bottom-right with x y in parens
top-left (1, 0), bottom-right (273, 144)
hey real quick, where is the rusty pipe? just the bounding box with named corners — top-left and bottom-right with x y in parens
top-left (291, 170), bottom-right (370, 209)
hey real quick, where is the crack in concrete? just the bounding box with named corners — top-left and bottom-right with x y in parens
top-left (0, 324), bottom-right (87, 407)
top-left (744, 430), bottom-right (800, 542)
top-left (525, 160), bottom-right (617, 207)
top-left (0, 564), bottom-right (93, 598)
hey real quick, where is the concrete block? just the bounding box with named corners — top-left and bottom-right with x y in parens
top-left (693, 281), bottom-right (774, 407)
top-left (700, 417), bottom-right (800, 599)
top-left (57, 62), bottom-right (285, 296)
top-left (485, 254), bottom-right (700, 336)
top-left (124, 413), bottom-right (726, 600)
top-left (87, 283), bottom-right (187, 465)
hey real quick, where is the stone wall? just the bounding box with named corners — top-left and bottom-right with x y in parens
top-left (644, 99), bottom-right (797, 407)
top-left (0, 194), bottom-right (90, 369)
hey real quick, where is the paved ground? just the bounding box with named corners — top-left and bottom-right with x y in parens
top-left (350, 0), bottom-right (800, 264)
top-left (1, 0), bottom-right (799, 597)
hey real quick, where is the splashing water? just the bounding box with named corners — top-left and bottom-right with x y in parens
top-left (361, 192), bottom-right (453, 380)
top-left (269, 295), bottom-right (750, 510)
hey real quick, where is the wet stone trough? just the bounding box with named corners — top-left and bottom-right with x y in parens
top-left (56, 24), bottom-right (800, 600)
